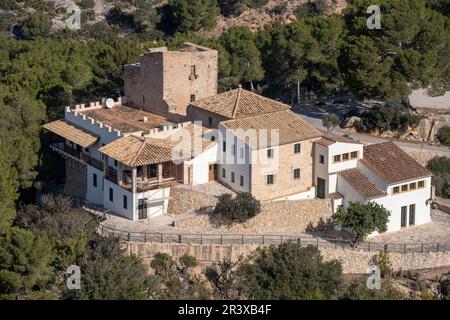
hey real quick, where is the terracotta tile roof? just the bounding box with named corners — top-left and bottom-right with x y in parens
top-left (98, 123), bottom-right (215, 167)
top-left (316, 129), bottom-right (362, 146)
top-left (315, 138), bottom-right (335, 147)
top-left (338, 168), bottom-right (386, 199)
top-left (98, 136), bottom-right (176, 167)
top-left (80, 105), bottom-right (185, 133)
top-left (220, 110), bottom-right (321, 148)
top-left (43, 119), bottom-right (98, 148)
top-left (361, 142), bottom-right (432, 184)
top-left (191, 88), bottom-right (291, 119)
top-left (328, 192), bottom-right (344, 200)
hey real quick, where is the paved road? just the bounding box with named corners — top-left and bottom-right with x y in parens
top-left (294, 104), bottom-right (450, 153)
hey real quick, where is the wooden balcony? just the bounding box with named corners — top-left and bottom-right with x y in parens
top-left (105, 161), bottom-right (181, 193)
top-left (50, 143), bottom-right (103, 170)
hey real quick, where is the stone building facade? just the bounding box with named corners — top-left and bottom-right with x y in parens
top-left (250, 139), bottom-right (317, 201)
top-left (124, 42), bottom-right (218, 116)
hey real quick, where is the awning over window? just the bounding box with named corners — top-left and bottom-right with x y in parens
top-left (43, 119), bottom-right (98, 148)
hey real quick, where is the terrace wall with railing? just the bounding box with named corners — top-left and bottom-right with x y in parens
top-left (97, 224), bottom-right (450, 254)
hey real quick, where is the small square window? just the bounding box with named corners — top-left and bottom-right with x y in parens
top-left (190, 94), bottom-right (196, 102)
top-left (267, 149), bottom-right (274, 159)
top-left (409, 182), bottom-right (417, 190)
top-left (114, 159), bottom-right (118, 167)
top-left (293, 168), bottom-right (300, 180)
top-left (266, 174), bottom-right (274, 185)
top-left (240, 175), bottom-right (244, 186)
top-left (401, 184), bottom-right (408, 192)
top-left (418, 180), bottom-right (425, 188)
top-left (343, 153), bottom-right (349, 161)
top-left (351, 151), bottom-right (358, 159)
top-left (393, 186), bottom-right (400, 194)
top-left (319, 155), bottom-right (324, 164)
top-left (222, 168), bottom-right (226, 178)
top-left (333, 155), bottom-right (341, 163)
top-left (231, 172), bottom-right (235, 183)
top-left (294, 143), bottom-right (301, 154)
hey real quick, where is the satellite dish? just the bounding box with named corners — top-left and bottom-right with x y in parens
top-left (105, 98), bottom-right (115, 109)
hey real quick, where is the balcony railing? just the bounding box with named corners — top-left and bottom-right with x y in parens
top-left (50, 143), bottom-right (103, 170)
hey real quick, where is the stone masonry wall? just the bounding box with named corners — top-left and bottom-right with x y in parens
top-left (64, 159), bottom-right (87, 199)
top-left (401, 146), bottom-right (449, 166)
top-left (176, 198), bottom-right (332, 234)
top-left (187, 105), bottom-right (229, 129)
top-left (127, 242), bottom-right (450, 274)
top-left (167, 188), bottom-right (218, 214)
top-left (124, 44), bottom-right (218, 117)
top-left (250, 138), bottom-right (317, 201)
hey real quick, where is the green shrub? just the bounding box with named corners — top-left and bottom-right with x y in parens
top-left (360, 106), bottom-right (421, 133)
top-left (214, 192), bottom-right (261, 222)
top-left (295, 0), bottom-right (327, 19)
top-left (15, 13), bottom-right (52, 39)
top-left (179, 254), bottom-right (198, 269)
top-left (151, 252), bottom-right (175, 276)
top-left (437, 126), bottom-right (450, 146)
top-left (334, 202), bottom-right (390, 243)
top-left (323, 113), bottom-right (340, 131)
top-left (439, 273), bottom-right (450, 299)
top-left (78, 0), bottom-right (95, 9)
top-left (235, 243), bottom-right (343, 299)
top-left (426, 156), bottom-right (450, 198)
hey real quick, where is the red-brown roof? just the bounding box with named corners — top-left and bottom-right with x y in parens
top-left (361, 142), bottom-right (432, 184)
top-left (43, 119), bottom-right (99, 148)
top-left (338, 168), bottom-right (386, 199)
top-left (220, 110), bottom-right (321, 148)
top-left (317, 129), bottom-right (362, 146)
top-left (190, 88), bottom-right (291, 119)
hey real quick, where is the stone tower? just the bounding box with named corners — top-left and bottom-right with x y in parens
top-left (124, 42), bottom-right (218, 116)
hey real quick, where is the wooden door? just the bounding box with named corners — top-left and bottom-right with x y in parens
top-left (209, 164), bottom-right (218, 181)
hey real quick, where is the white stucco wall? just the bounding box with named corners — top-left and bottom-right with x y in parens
top-left (217, 125), bottom-right (252, 193)
top-left (86, 165), bottom-right (104, 205)
top-left (135, 187), bottom-right (171, 219)
top-left (357, 163), bottom-right (388, 191)
top-left (328, 142), bottom-right (363, 174)
top-left (103, 179), bottom-right (134, 220)
top-left (185, 143), bottom-right (219, 185)
top-left (371, 177), bottom-right (432, 234)
top-left (313, 141), bottom-right (362, 197)
top-left (65, 107), bottom-right (122, 167)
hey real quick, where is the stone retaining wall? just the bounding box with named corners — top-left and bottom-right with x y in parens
top-left (176, 198), bottom-right (333, 234)
top-left (167, 188), bottom-right (218, 214)
top-left (401, 146), bottom-right (449, 166)
top-left (127, 242), bottom-right (450, 274)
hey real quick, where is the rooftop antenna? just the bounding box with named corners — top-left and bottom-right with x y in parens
top-left (105, 98), bottom-right (115, 109)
